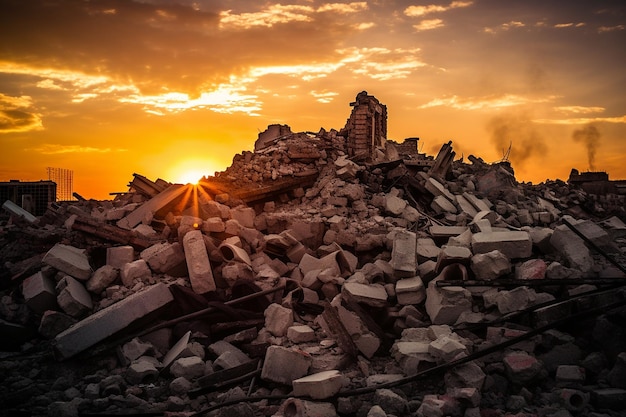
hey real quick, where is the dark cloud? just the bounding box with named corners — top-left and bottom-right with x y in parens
top-left (487, 112), bottom-right (547, 167)
top-left (0, 109), bottom-right (42, 133)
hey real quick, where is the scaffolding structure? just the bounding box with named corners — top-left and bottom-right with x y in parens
top-left (47, 167), bottom-right (74, 201)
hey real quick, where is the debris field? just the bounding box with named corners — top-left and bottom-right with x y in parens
top-left (1, 92), bottom-right (626, 417)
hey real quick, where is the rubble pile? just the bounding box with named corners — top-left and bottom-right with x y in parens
top-left (1, 92), bottom-right (626, 417)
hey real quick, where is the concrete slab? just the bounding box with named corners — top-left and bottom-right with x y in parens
top-left (54, 283), bottom-right (174, 360)
top-left (471, 231), bottom-right (532, 259)
top-left (43, 243), bottom-right (93, 281)
top-left (117, 183), bottom-right (191, 230)
top-left (183, 230), bottom-right (216, 294)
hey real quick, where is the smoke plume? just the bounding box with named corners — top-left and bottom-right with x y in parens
top-left (487, 112), bottom-right (547, 167)
top-left (572, 123), bottom-right (601, 171)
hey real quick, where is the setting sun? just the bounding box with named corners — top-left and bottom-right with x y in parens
top-left (166, 159), bottom-right (217, 185)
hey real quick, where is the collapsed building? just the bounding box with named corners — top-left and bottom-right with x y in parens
top-left (1, 92), bottom-right (626, 417)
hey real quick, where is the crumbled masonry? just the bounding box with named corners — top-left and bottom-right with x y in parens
top-left (1, 91), bottom-right (626, 417)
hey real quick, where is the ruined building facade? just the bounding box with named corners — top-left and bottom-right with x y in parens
top-left (342, 91), bottom-right (387, 159)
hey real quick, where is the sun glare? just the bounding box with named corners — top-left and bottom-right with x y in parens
top-left (177, 170), bottom-right (205, 185)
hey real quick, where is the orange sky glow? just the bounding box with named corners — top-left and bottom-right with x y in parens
top-left (1, 0), bottom-right (624, 200)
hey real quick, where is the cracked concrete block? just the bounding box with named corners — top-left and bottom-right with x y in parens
top-left (22, 271), bottom-right (58, 314)
top-left (470, 250), bottom-right (511, 281)
top-left (54, 283), bottom-right (174, 360)
top-left (550, 225), bottom-right (594, 274)
top-left (503, 351), bottom-right (543, 384)
top-left (183, 230), bottom-right (216, 294)
top-left (425, 276), bottom-right (472, 325)
top-left (287, 325), bottom-right (317, 343)
top-left (515, 258), bottom-right (547, 280)
top-left (231, 206), bottom-right (256, 228)
top-left (390, 230), bottom-right (417, 277)
top-left (293, 370), bottom-right (344, 399)
top-left (106, 246), bottom-right (134, 269)
top-left (395, 276), bottom-right (426, 305)
top-left (126, 358), bottom-right (158, 385)
top-left (385, 194), bottom-right (407, 216)
top-left (425, 177), bottom-right (455, 201)
top-left (56, 276), bottom-right (93, 318)
top-left (416, 238), bottom-right (440, 263)
top-left (261, 346), bottom-right (311, 385)
top-left (342, 282), bottom-right (388, 308)
top-left (86, 265), bottom-right (119, 294)
top-left (264, 303), bottom-right (294, 337)
top-left (120, 259), bottom-right (151, 287)
top-left (431, 195), bottom-right (458, 214)
top-left (429, 335), bottom-right (468, 362)
top-left (140, 242), bottom-right (187, 276)
top-left (43, 243), bottom-right (93, 281)
top-left (208, 340), bottom-right (250, 369)
top-left (38, 311), bottom-right (77, 339)
top-left (471, 231), bottom-right (532, 259)
top-left (170, 356), bottom-right (205, 379)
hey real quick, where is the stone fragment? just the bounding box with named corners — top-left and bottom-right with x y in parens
top-left (550, 224), bottom-right (594, 274)
top-left (106, 246), bottom-right (134, 268)
top-left (22, 271), bottom-right (58, 313)
top-left (292, 370), bottom-right (344, 399)
top-left (170, 356), bottom-right (205, 379)
top-left (86, 265), bottom-right (119, 294)
top-left (470, 250), bottom-right (511, 280)
top-left (126, 359), bottom-right (159, 384)
top-left (182, 230), bottom-right (216, 294)
top-left (264, 303), bottom-right (294, 337)
top-left (54, 283), bottom-right (174, 359)
top-left (230, 206), bottom-right (255, 228)
top-left (287, 325), bottom-right (317, 343)
top-left (121, 338), bottom-right (154, 363)
top-left (342, 282), bottom-right (388, 308)
top-left (56, 276), bottom-right (93, 318)
top-left (390, 230), bottom-right (417, 277)
top-left (444, 361), bottom-right (486, 390)
top-left (556, 365), bottom-right (585, 384)
top-left (471, 231), bottom-right (532, 259)
top-left (503, 351), bottom-right (543, 384)
top-left (43, 244), bottom-right (93, 280)
top-left (374, 388), bottom-right (409, 415)
top-left (38, 311), bottom-right (77, 339)
top-left (425, 268), bottom-right (472, 325)
top-left (261, 346), bottom-right (312, 385)
top-left (416, 238), bottom-right (440, 263)
top-left (395, 276), bottom-right (426, 305)
top-left (120, 259), bottom-right (151, 287)
top-left (515, 259), bottom-right (547, 280)
top-left (140, 242), bottom-right (187, 276)
top-left (431, 195), bottom-right (458, 214)
top-left (429, 335), bottom-right (468, 362)
top-left (385, 194), bottom-right (407, 216)
top-left (425, 177), bottom-right (455, 201)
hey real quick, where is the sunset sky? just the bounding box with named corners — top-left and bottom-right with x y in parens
top-left (1, 0), bottom-right (624, 200)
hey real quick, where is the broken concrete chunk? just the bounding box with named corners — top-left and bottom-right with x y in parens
top-left (183, 230), bottom-right (216, 294)
top-left (106, 246), bottom-right (134, 268)
top-left (120, 259), bottom-right (151, 287)
top-left (54, 283), bottom-right (174, 360)
top-left (264, 303), bottom-right (294, 337)
top-left (287, 325), bottom-right (317, 343)
top-left (219, 242), bottom-right (252, 266)
top-left (342, 282), bottom-right (388, 308)
top-left (22, 271), bottom-right (58, 314)
top-left (43, 243), bottom-right (93, 281)
top-left (395, 276), bottom-right (426, 305)
top-left (293, 370), bottom-right (344, 399)
top-left (436, 245), bottom-right (472, 272)
top-left (550, 225), bottom-right (594, 273)
top-left (471, 231), bottom-right (532, 259)
top-left (425, 268), bottom-right (472, 325)
top-left (515, 259), bottom-right (547, 280)
top-left (140, 242), bottom-right (187, 276)
top-left (38, 311), bottom-right (77, 339)
top-left (170, 356), bottom-right (205, 379)
top-left (261, 346), bottom-right (312, 385)
top-left (390, 230), bottom-right (417, 277)
top-left (385, 194), bottom-right (407, 216)
top-left (116, 183), bottom-right (191, 230)
top-left (56, 275), bottom-right (93, 318)
top-left (470, 250), bottom-right (511, 281)
top-left (425, 177), bottom-right (455, 202)
top-left (86, 264), bottom-right (120, 294)
top-left (431, 195), bottom-right (458, 215)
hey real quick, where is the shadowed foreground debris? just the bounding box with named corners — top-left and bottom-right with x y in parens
top-left (2, 92), bottom-right (626, 417)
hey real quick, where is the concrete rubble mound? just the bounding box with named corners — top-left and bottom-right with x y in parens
top-left (2, 91), bottom-right (626, 417)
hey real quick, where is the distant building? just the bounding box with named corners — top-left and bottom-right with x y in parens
top-left (0, 180), bottom-right (56, 216)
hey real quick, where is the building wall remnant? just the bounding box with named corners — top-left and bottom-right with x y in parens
top-left (342, 91), bottom-right (387, 160)
top-left (255, 124), bottom-right (293, 152)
